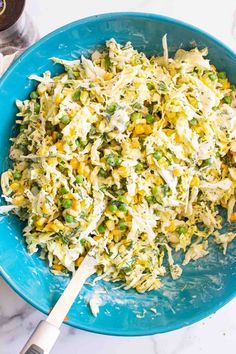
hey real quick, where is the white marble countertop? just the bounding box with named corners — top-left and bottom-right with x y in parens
top-left (1, 0), bottom-right (236, 353)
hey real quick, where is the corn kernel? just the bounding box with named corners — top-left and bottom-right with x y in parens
top-left (53, 264), bottom-right (63, 271)
top-left (118, 245), bottom-right (126, 253)
top-left (72, 200), bottom-right (80, 211)
top-left (35, 217), bottom-right (47, 228)
top-left (145, 124), bottom-right (153, 135)
top-left (166, 221), bottom-right (176, 233)
top-left (80, 90), bottom-right (89, 105)
top-left (190, 175), bottom-right (200, 187)
top-left (166, 112), bottom-right (176, 119)
top-left (75, 256), bottom-right (84, 267)
top-left (13, 196), bottom-right (25, 206)
top-left (106, 220), bottom-right (115, 231)
top-left (55, 93), bottom-right (63, 105)
top-left (77, 162), bottom-right (90, 177)
top-left (117, 166), bottom-right (129, 178)
top-left (175, 134), bottom-right (182, 143)
top-left (230, 213), bottom-right (236, 221)
top-left (116, 210), bottom-right (126, 218)
top-left (222, 80), bottom-right (230, 89)
top-left (163, 129), bottom-right (174, 136)
top-left (10, 182), bottom-right (20, 191)
top-left (38, 146), bottom-right (47, 156)
top-left (70, 157), bottom-right (79, 169)
top-left (104, 72), bottom-right (113, 80)
top-left (47, 157), bottom-right (55, 165)
top-left (68, 108), bottom-right (76, 118)
top-left (134, 124), bottom-right (145, 135)
top-left (55, 141), bottom-right (64, 153)
top-left (173, 169), bottom-right (180, 177)
top-left (131, 138), bottom-right (140, 148)
top-left (42, 204), bottom-right (51, 214)
top-left (93, 235), bottom-right (101, 241)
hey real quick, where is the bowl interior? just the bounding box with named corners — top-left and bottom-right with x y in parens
top-left (0, 13), bottom-right (236, 335)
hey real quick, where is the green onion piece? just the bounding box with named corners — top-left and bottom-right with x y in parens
top-left (60, 115), bottom-right (70, 125)
top-left (223, 96), bottom-right (232, 105)
top-left (72, 89), bottom-right (81, 101)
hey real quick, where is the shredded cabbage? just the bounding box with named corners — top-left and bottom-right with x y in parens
top-left (1, 38), bottom-right (236, 292)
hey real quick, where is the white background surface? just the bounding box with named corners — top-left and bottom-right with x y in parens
top-left (1, 1), bottom-right (236, 353)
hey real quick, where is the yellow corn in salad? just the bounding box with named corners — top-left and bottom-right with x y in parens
top-left (1, 39), bottom-right (236, 292)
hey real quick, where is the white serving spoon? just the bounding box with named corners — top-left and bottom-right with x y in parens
top-left (20, 254), bottom-right (96, 354)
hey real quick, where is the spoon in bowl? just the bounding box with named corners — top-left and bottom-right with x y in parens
top-left (20, 254), bottom-right (96, 354)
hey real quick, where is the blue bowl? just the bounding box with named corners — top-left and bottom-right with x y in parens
top-left (1, 13), bottom-right (236, 336)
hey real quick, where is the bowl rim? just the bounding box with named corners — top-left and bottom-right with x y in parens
top-left (0, 11), bottom-right (236, 336)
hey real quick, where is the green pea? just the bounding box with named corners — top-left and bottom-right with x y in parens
top-left (118, 202), bottom-right (128, 212)
top-left (177, 226), bottom-right (186, 235)
top-left (59, 186), bottom-right (68, 195)
top-left (146, 114), bottom-right (155, 124)
top-left (98, 224), bottom-right (106, 233)
top-left (106, 103), bottom-right (117, 113)
top-left (75, 175), bottom-right (84, 184)
top-left (109, 203), bottom-right (118, 213)
top-left (130, 112), bottom-right (142, 122)
top-left (72, 89), bottom-right (81, 101)
top-left (218, 71), bottom-right (226, 80)
top-left (60, 115), bottom-right (70, 125)
top-left (230, 84), bottom-right (236, 91)
top-left (62, 199), bottom-right (72, 209)
top-left (153, 150), bottom-right (162, 161)
top-left (30, 91), bottom-right (39, 99)
top-left (80, 238), bottom-right (86, 246)
top-left (189, 118), bottom-right (198, 126)
top-left (223, 96), bottom-right (232, 105)
top-left (118, 219), bottom-right (127, 231)
top-left (34, 103), bottom-right (40, 114)
top-left (135, 162), bottom-right (144, 173)
top-left (13, 171), bottom-right (22, 180)
top-left (208, 73), bottom-right (217, 81)
top-left (64, 214), bottom-right (75, 223)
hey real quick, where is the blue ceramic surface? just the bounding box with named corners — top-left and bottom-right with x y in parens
top-left (0, 13), bottom-right (236, 336)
